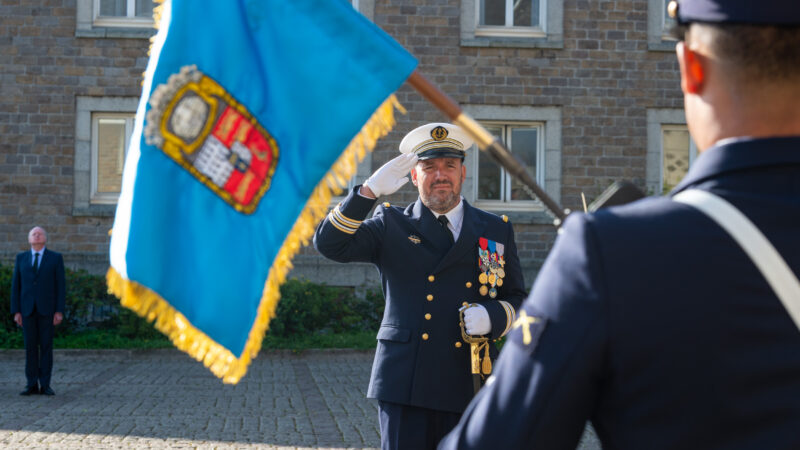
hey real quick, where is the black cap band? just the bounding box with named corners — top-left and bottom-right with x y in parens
top-left (417, 147), bottom-right (466, 161)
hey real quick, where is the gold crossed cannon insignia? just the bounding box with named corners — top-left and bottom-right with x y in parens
top-left (512, 310), bottom-right (539, 345)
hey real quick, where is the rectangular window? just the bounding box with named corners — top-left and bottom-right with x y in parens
top-left (648, 0), bottom-right (678, 50)
top-left (661, 0), bottom-right (677, 40)
top-left (93, 0), bottom-right (155, 27)
top-left (477, 0), bottom-right (545, 38)
top-left (660, 124), bottom-right (697, 194)
top-left (476, 122), bottom-right (543, 205)
top-left (92, 113), bottom-right (135, 204)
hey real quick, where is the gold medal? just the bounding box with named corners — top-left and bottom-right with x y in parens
top-left (478, 272), bottom-right (488, 285)
top-left (488, 273), bottom-right (497, 286)
top-left (497, 268), bottom-right (505, 279)
top-left (496, 277), bottom-right (503, 287)
top-left (479, 285), bottom-right (488, 296)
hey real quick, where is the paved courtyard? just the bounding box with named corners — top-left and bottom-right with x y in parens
top-left (0, 349), bottom-right (601, 449)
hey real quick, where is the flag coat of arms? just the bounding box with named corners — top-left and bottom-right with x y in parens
top-left (108, 0), bottom-right (417, 383)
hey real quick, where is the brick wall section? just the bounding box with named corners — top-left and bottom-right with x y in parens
top-left (0, 0), bottom-right (149, 271)
top-left (1, 0), bottom-right (683, 288)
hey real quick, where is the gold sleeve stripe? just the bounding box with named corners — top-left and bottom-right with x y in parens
top-left (332, 211), bottom-right (358, 231)
top-left (333, 205), bottom-right (362, 227)
top-left (499, 300), bottom-right (516, 337)
top-left (329, 215), bottom-right (357, 234)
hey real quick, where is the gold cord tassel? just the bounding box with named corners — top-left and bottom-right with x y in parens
top-left (482, 343), bottom-right (492, 375)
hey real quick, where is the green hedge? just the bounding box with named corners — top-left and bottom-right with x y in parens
top-left (0, 263), bottom-right (384, 348)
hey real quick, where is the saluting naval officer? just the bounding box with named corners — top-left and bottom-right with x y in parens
top-left (314, 123), bottom-right (526, 449)
top-left (440, 1), bottom-right (800, 449)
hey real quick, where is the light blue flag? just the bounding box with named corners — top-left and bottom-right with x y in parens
top-left (109, 0), bottom-right (417, 382)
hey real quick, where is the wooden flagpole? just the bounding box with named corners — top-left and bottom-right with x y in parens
top-left (407, 70), bottom-right (568, 224)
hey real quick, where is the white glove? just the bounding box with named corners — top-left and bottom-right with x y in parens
top-left (464, 304), bottom-right (491, 336)
top-left (363, 153), bottom-right (418, 197)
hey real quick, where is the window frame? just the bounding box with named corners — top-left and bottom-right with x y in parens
top-left (474, 0), bottom-right (547, 39)
top-left (659, 124), bottom-right (697, 194)
top-left (92, 0), bottom-right (154, 28)
top-left (461, 105), bottom-right (561, 222)
top-left (472, 121), bottom-right (545, 210)
top-left (90, 112), bottom-right (135, 205)
top-left (461, 0), bottom-right (563, 49)
top-left (76, 0), bottom-right (156, 38)
top-left (647, 0), bottom-right (679, 51)
top-left (74, 96), bottom-right (140, 216)
top-left (646, 109), bottom-right (698, 195)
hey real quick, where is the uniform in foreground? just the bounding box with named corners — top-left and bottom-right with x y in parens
top-left (440, 1), bottom-right (800, 448)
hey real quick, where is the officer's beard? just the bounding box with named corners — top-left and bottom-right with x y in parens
top-left (422, 181), bottom-right (461, 214)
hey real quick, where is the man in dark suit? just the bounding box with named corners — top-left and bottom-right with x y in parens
top-left (11, 226), bottom-right (66, 396)
top-left (314, 123), bottom-right (526, 449)
top-left (440, 1), bottom-right (800, 449)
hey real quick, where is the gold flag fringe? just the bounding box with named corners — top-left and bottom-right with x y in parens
top-left (107, 95), bottom-right (406, 383)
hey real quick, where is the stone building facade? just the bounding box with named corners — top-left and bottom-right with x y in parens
top-left (1, 0), bottom-right (688, 290)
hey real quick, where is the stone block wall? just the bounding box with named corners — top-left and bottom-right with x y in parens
top-left (0, 0), bottom-right (149, 272)
top-left (1, 0), bottom-right (682, 291)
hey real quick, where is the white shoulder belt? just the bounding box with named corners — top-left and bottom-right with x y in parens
top-left (673, 189), bottom-right (800, 332)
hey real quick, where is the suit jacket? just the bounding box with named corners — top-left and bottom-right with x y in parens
top-left (11, 248), bottom-right (66, 317)
top-left (314, 187), bottom-right (526, 413)
top-left (440, 137), bottom-right (800, 449)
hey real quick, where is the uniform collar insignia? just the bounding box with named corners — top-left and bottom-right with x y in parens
top-left (408, 235), bottom-right (421, 244)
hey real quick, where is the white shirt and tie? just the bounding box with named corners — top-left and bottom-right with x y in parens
top-left (31, 247), bottom-right (45, 271)
top-left (431, 197), bottom-right (465, 243)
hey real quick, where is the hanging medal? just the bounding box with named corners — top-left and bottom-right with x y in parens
top-left (478, 238), bottom-right (490, 272)
top-left (488, 240), bottom-right (498, 297)
top-left (495, 243), bottom-right (506, 280)
top-left (478, 238), bottom-right (490, 295)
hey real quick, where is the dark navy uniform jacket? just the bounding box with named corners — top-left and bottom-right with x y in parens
top-left (440, 137), bottom-right (800, 449)
top-left (11, 249), bottom-right (66, 317)
top-left (313, 187), bottom-right (526, 413)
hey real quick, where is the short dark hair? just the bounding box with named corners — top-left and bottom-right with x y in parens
top-left (673, 23), bottom-right (800, 83)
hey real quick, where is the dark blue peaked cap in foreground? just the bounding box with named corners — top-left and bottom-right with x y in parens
top-left (669, 0), bottom-right (800, 25)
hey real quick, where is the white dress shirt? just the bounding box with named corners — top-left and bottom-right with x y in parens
top-left (432, 197), bottom-right (465, 242)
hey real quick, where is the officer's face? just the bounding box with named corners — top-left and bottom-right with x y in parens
top-left (411, 157), bottom-right (466, 214)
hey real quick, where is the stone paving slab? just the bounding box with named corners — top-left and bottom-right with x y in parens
top-left (0, 349), bottom-right (601, 449)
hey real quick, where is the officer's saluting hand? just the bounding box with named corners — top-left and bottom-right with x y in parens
top-left (360, 153), bottom-right (418, 199)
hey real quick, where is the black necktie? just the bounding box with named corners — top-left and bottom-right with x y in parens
top-left (33, 252), bottom-right (39, 273)
top-left (437, 215), bottom-right (454, 245)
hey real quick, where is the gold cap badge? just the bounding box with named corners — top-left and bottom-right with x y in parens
top-left (430, 125), bottom-right (448, 141)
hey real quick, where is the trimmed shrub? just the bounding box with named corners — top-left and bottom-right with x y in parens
top-left (0, 263), bottom-right (384, 347)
